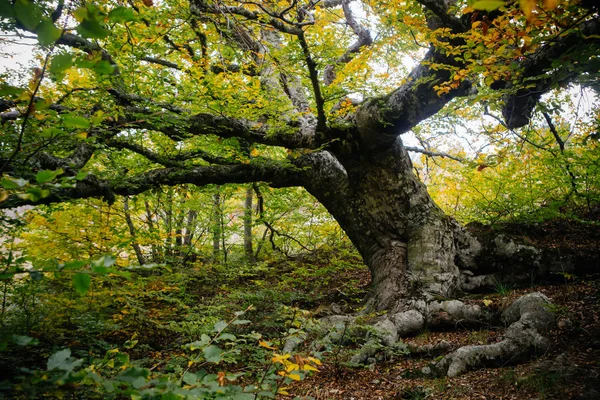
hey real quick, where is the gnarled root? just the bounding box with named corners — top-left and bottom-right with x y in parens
top-left (348, 299), bottom-right (495, 365)
top-left (426, 292), bottom-right (556, 377)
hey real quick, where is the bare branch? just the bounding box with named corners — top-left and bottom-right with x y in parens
top-left (542, 112), bottom-right (565, 151)
top-left (323, 0), bottom-right (373, 86)
top-left (405, 146), bottom-right (465, 162)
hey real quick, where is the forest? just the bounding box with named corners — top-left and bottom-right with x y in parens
top-left (0, 0), bottom-right (599, 398)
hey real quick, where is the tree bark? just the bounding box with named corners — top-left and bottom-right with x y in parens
top-left (123, 197), bottom-right (147, 266)
top-left (211, 191), bottom-right (222, 263)
top-left (298, 137), bottom-right (481, 312)
top-left (243, 185), bottom-right (254, 262)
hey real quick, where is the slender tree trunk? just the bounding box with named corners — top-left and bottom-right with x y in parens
top-left (212, 191), bottom-right (221, 263)
top-left (183, 210), bottom-right (197, 247)
top-left (164, 189), bottom-right (174, 259)
top-left (174, 207), bottom-right (185, 257)
top-left (144, 200), bottom-right (161, 262)
top-left (182, 209), bottom-right (198, 263)
top-left (244, 185), bottom-right (254, 262)
top-left (123, 197), bottom-right (146, 265)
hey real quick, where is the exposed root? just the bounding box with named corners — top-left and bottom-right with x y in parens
top-left (312, 292), bottom-right (556, 377)
top-left (426, 292), bottom-right (556, 377)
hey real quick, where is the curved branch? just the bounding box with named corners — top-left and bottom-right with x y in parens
top-left (123, 112), bottom-right (320, 149)
top-left (355, 48), bottom-right (471, 151)
top-left (105, 137), bottom-right (234, 166)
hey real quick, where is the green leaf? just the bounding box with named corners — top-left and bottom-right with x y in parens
top-left (470, 0), bottom-right (505, 11)
top-left (24, 187), bottom-right (50, 202)
top-left (0, 0), bottom-right (15, 18)
top-left (213, 320), bottom-right (227, 332)
top-left (92, 60), bottom-right (116, 75)
top-left (232, 319), bottom-right (251, 325)
top-left (92, 255), bottom-right (116, 268)
top-left (108, 7), bottom-right (137, 23)
top-left (0, 84), bottom-right (23, 97)
top-left (1, 177), bottom-right (19, 189)
top-left (203, 345), bottom-right (222, 363)
top-left (219, 333), bottom-right (236, 341)
top-left (35, 168), bottom-right (64, 184)
top-left (39, 128), bottom-right (66, 138)
top-left (36, 18), bottom-right (62, 46)
top-left (47, 348), bottom-right (83, 372)
top-left (75, 171), bottom-right (89, 180)
top-left (62, 115), bottom-right (90, 129)
top-left (14, 0), bottom-right (43, 30)
top-left (92, 265), bottom-right (109, 275)
top-left (73, 272), bottom-right (91, 295)
top-left (76, 18), bottom-right (108, 39)
top-left (49, 53), bottom-right (74, 80)
top-left (63, 260), bottom-right (86, 270)
top-left (182, 371), bottom-right (199, 385)
top-left (11, 334), bottom-right (38, 346)
top-left (115, 368), bottom-right (149, 389)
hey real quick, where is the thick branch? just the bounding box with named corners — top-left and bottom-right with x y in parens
top-left (125, 112), bottom-right (320, 149)
top-left (502, 17), bottom-right (600, 128)
top-left (355, 48), bottom-right (471, 151)
top-left (0, 161), bottom-right (304, 209)
top-left (105, 137), bottom-right (234, 166)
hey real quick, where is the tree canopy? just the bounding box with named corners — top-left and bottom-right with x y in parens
top-left (0, 0), bottom-right (598, 209)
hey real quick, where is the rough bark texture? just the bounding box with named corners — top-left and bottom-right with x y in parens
top-left (298, 137), bottom-right (484, 312)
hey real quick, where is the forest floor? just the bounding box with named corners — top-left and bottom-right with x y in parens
top-left (1, 220), bottom-right (599, 399)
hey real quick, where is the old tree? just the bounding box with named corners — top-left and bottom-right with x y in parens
top-left (1, 0), bottom-right (599, 375)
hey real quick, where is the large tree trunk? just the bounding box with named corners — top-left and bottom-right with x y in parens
top-left (300, 137), bottom-right (480, 312)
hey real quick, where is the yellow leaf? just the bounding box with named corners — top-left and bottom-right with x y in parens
top-left (520, 0), bottom-right (537, 21)
top-left (271, 353), bottom-right (290, 363)
top-left (472, 21), bottom-right (482, 29)
top-left (307, 357), bottom-right (322, 366)
top-left (303, 364), bottom-right (319, 372)
top-left (543, 0), bottom-right (558, 10)
top-left (287, 373), bottom-right (301, 381)
top-left (188, 360), bottom-right (194, 367)
top-left (285, 363), bottom-right (299, 373)
top-left (259, 340), bottom-right (278, 350)
top-left (0, 190), bottom-right (8, 203)
top-left (483, 299), bottom-right (493, 307)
